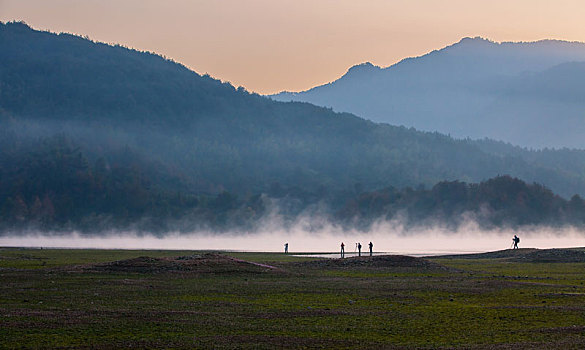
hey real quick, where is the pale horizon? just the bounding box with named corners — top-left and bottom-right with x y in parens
top-left (1, 0), bottom-right (585, 94)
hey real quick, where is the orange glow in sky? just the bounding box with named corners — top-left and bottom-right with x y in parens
top-left (1, 0), bottom-right (585, 94)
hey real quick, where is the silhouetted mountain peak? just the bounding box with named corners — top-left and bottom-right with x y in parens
top-left (335, 62), bottom-right (383, 84)
top-left (344, 61), bottom-right (381, 75)
top-left (455, 36), bottom-right (495, 46)
top-left (1, 20), bottom-right (32, 31)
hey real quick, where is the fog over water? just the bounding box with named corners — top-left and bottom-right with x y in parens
top-left (2, 220), bottom-right (584, 256)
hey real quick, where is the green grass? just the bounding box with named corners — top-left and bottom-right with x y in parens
top-left (0, 248), bottom-right (205, 269)
top-left (1, 248), bottom-right (585, 349)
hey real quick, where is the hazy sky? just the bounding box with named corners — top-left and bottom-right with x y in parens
top-left (1, 0), bottom-right (585, 94)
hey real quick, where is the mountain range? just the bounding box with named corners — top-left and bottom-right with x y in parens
top-left (272, 37), bottom-right (585, 149)
top-left (2, 22), bottom-right (585, 232)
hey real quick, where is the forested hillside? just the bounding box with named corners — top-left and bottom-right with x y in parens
top-left (2, 22), bottom-right (585, 233)
top-left (1, 136), bottom-right (583, 233)
top-left (338, 176), bottom-right (585, 230)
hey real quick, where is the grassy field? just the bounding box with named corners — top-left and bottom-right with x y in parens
top-left (1, 247), bottom-right (585, 349)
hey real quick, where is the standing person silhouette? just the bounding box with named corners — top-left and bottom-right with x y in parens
top-left (284, 242), bottom-right (288, 254)
top-left (357, 242), bottom-right (362, 257)
top-left (513, 235), bottom-right (520, 249)
top-left (340, 242), bottom-right (345, 258)
top-left (369, 241), bottom-right (373, 256)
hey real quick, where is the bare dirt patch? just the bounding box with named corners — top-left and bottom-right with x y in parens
top-left (76, 253), bottom-right (280, 274)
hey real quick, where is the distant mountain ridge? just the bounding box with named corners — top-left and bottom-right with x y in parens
top-left (272, 37), bottom-right (585, 149)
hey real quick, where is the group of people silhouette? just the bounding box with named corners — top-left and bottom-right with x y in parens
top-left (285, 235), bottom-right (520, 257)
top-left (340, 241), bottom-right (373, 258)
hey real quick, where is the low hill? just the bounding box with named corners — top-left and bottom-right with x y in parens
top-left (434, 248), bottom-right (585, 263)
top-left (82, 253), bottom-right (279, 274)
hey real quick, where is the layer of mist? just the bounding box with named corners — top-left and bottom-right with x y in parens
top-left (2, 220), bottom-right (584, 255)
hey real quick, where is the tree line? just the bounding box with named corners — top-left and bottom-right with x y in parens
top-left (2, 136), bottom-right (585, 234)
